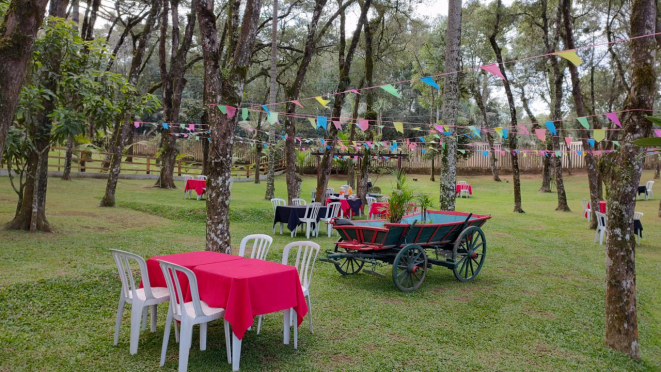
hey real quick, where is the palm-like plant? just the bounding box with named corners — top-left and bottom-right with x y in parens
top-left (295, 149), bottom-right (307, 175)
top-left (387, 169), bottom-right (415, 223)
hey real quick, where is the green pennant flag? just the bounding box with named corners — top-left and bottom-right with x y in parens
top-left (267, 112), bottom-right (278, 125)
top-left (218, 105), bottom-right (227, 114)
top-left (180, 124), bottom-right (185, 129)
top-left (577, 117), bottom-right (589, 129)
top-left (379, 84), bottom-right (402, 98)
top-left (612, 141), bottom-right (620, 147)
top-left (242, 108), bottom-right (248, 120)
top-left (555, 150), bottom-right (561, 157)
top-left (458, 149), bottom-right (466, 154)
top-left (308, 118), bottom-right (316, 129)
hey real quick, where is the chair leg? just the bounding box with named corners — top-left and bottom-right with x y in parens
top-left (306, 294), bottom-right (313, 333)
top-left (200, 322), bottom-right (207, 351)
top-left (174, 319), bottom-right (179, 343)
top-left (114, 296), bottom-right (125, 346)
top-left (306, 222), bottom-right (310, 239)
top-left (224, 320), bottom-right (232, 364)
top-left (327, 223), bottom-right (332, 237)
top-left (150, 305), bottom-right (157, 333)
top-left (293, 308), bottom-right (298, 350)
top-left (142, 307), bottom-right (148, 331)
top-left (129, 304), bottom-right (143, 355)
top-left (280, 223), bottom-right (283, 234)
top-left (594, 231), bottom-right (598, 243)
top-left (257, 315), bottom-right (263, 335)
top-left (160, 308), bottom-right (173, 366)
top-left (178, 323), bottom-right (193, 372)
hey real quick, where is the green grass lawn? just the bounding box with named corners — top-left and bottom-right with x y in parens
top-left (1, 171), bottom-right (660, 371)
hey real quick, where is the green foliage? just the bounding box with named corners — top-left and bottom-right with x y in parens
top-left (387, 169), bottom-right (415, 223)
top-left (416, 193), bottom-right (434, 221)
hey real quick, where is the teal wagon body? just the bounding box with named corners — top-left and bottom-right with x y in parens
top-left (324, 211), bottom-right (491, 291)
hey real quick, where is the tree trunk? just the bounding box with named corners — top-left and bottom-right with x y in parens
top-left (0, 0), bottom-right (50, 165)
top-left (201, 110), bottom-right (209, 175)
top-left (601, 0), bottom-right (656, 359)
top-left (100, 0), bottom-right (160, 206)
top-left (438, 0), bottom-right (462, 211)
top-left (562, 0), bottom-right (600, 228)
top-left (254, 107), bottom-right (266, 184)
top-left (62, 134), bottom-right (74, 180)
top-left (473, 74), bottom-right (500, 182)
top-left (314, 0), bottom-right (370, 202)
top-left (347, 82), bottom-right (361, 188)
top-left (197, 0), bottom-right (262, 252)
top-left (489, 0), bottom-right (523, 213)
top-left (155, 0), bottom-right (197, 189)
top-left (654, 156), bottom-right (660, 179)
top-left (264, 0), bottom-right (279, 201)
top-left (430, 157), bottom-right (435, 181)
top-left (125, 129), bottom-right (135, 162)
top-left (540, 147), bottom-right (552, 192)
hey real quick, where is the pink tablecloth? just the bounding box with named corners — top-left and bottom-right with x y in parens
top-left (455, 184), bottom-right (472, 195)
top-left (145, 251), bottom-right (242, 290)
top-left (184, 179), bottom-right (206, 196)
top-left (585, 201), bottom-right (607, 218)
top-left (193, 258), bottom-right (308, 340)
top-left (326, 198), bottom-right (363, 217)
top-left (369, 202), bottom-right (389, 218)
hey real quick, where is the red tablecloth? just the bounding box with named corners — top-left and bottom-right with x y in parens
top-left (326, 198), bottom-right (363, 217)
top-left (145, 251), bottom-right (242, 290)
top-left (369, 202), bottom-right (389, 218)
top-left (193, 258), bottom-right (308, 340)
top-left (455, 184), bottom-right (472, 195)
top-left (585, 201), bottom-right (607, 218)
top-left (184, 179), bottom-right (206, 196)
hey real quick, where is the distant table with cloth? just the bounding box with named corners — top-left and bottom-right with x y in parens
top-left (634, 219), bottom-right (643, 238)
top-left (326, 198), bottom-right (363, 217)
top-left (369, 202), bottom-right (389, 219)
top-left (192, 258), bottom-right (308, 371)
top-left (585, 201), bottom-right (606, 218)
top-left (184, 179), bottom-right (206, 200)
top-left (273, 205), bottom-right (328, 233)
top-left (455, 184), bottom-right (472, 196)
top-left (638, 185), bottom-right (648, 198)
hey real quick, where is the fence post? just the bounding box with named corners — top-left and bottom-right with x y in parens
top-left (80, 151), bottom-right (86, 173)
top-left (177, 160), bottom-right (182, 176)
top-left (146, 157), bottom-right (151, 175)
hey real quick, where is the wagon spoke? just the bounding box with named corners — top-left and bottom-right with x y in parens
top-left (469, 259), bottom-right (475, 277)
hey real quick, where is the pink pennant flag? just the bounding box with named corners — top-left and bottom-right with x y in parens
top-left (517, 125), bottom-right (529, 135)
top-left (605, 112), bottom-right (621, 127)
top-left (500, 150), bottom-right (506, 157)
top-left (332, 120), bottom-right (342, 130)
top-left (226, 106), bottom-right (237, 118)
top-left (479, 64), bottom-right (506, 80)
top-left (564, 137), bottom-right (572, 147)
top-left (366, 141), bottom-right (372, 148)
top-left (348, 89), bottom-right (361, 94)
top-left (134, 121), bottom-right (140, 128)
top-left (295, 137), bottom-right (301, 143)
top-left (654, 129), bottom-right (661, 138)
top-left (434, 124), bottom-right (444, 133)
top-left (292, 100), bottom-right (304, 108)
top-left (248, 128), bottom-right (254, 132)
top-left (381, 141), bottom-right (388, 147)
top-left (409, 143), bottom-right (417, 150)
top-left (358, 119), bottom-right (369, 131)
top-left (539, 150), bottom-right (545, 156)
top-left (535, 129), bottom-right (546, 141)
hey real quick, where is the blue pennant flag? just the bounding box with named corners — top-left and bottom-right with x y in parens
top-left (545, 121), bottom-right (557, 135)
top-left (420, 76), bottom-right (440, 89)
top-left (419, 137), bottom-right (426, 142)
top-left (317, 116), bottom-right (327, 130)
top-left (482, 150), bottom-right (488, 156)
top-left (162, 123), bottom-right (169, 130)
top-left (588, 139), bottom-right (595, 147)
top-left (261, 105), bottom-right (271, 115)
top-left (502, 128), bottom-right (509, 139)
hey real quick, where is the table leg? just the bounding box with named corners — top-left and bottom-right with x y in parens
top-left (293, 308), bottom-right (298, 350)
top-left (232, 332), bottom-right (242, 371)
top-left (283, 308), bottom-right (291, 345)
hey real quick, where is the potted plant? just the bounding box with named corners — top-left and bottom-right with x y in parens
top-left (416, 194), bottom-right (434, 222)
top-left (386, 169), bottom-right (415, 223)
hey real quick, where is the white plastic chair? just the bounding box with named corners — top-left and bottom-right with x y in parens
top-left (110, 250), bottom-right (170, 355)
top-left (366, 196), bottom-right (377, 218)
top-left (459, 184), bottom-right (470, 198)
top-left (282, 241), bottom-right (320, 336)
top-left (291, 198), bottom-right (307, 206)
top-left (238, 234), bottom-right (273, 260)
top-left (581, 198), bottom-right (592, 222)
top-left (595, 212), bottom-right (608, 245)
top-left (458, 180), bottom-right (467, 184)
top-left (339, 185), bottom-right (350, 194)
top-left (182, 175), bottom-right (194, 199)
top-left (196, 175), bottom-right (207, 180)
top-left (646, 181), bottom-right (654, 200)
top-left (326, 187), bottom-right (335, 194)
top-left (158, 260), bottom-right (231, 371)
top-left (271, 198), bottom-right (286, 234)
top-left (634, 212), bottom-right (644, 244)
top-left (295, 203), bottom-right (322, 238)
top-left (318, 202), bottom-right (341, 237)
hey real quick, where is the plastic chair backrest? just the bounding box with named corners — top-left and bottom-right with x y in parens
top-left (595, 212), bottom-right (607, 229)
top-left (458, 181), bottom-right (467, 185)
top-left (282, 241), bottom-right (320, 290)
top-left (326, 187), bottom-right (334, 193)
top-left (183, 175), bottom-right (193, 181)
top-left (633, 212), bottom-right (643, 220)
top-left (196, 175), bottom-right (207, 180)
top-left (292, 198), bottom-right (307, 206)
top-left (157, 260), bottom-right (204, 319)
top-left (111, 249), bottom-right (154, 301)
top-left (323, 202), bottom-right (341, 220)
top-left (304, 202), bottom-right (322, 220)
top-left (271, 198), bottom-right (286, 212)
top-left (646, 181), bottom-right (654, 191)
top-left (581, 199), bottom-right (589, 211)
top-left (366, 196), bottom-right (377, 205)
top-left (238, 234), bottom-right (273, 260)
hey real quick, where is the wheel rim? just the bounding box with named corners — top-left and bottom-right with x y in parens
top-left (393, 245), bottom-right (427, 291)
top-left (334, 248), bottom-right (365, 275)
top-left (453, 227), bottom-right (486, 282)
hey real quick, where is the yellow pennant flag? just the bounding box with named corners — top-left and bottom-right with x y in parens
top-left (494, 127), bottom-right (503, 138)
top-left (308, 118), bottom-right (317, 129)
top-left (593, 129), bottom-right (605, 142)
top-left (394, 122), bottom-right (404, 133)
top-left (315, 96), bottom-right (330, 107)
top-left (443, 125), bottom-right (451, 133)
top-left (554, 50), bottom-right (582, 66)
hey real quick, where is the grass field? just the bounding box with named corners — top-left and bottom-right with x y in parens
top-left (1, 171), bottom-right (660, 371)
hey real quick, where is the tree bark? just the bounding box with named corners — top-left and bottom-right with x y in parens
top-left (100, 0), bottom-right (160, 207)
top-left (601, 0), bottom-right (656, 359)
top-left (438, 0), bottom-right (462, 211)
top-left (473, 72), bottom-right (500, 182)
top-left (62, 134), bottom-right (75, 180)
top-left (562, 0), bottom-right (602, 228)
top-left (347, 79), bottom-right (362, 188)
top-left (0, 0), bottom-right (50, 166)
top-left (314, 0), bottom-right (370, 202)
top-left (155, 0), bottom-right (197, 189)
top-left (264, 0), bottom-right (279, 201)
top-left (489, 0), bottom-right (523, 213)
top-left (197, 0), bottom-right (262, 252)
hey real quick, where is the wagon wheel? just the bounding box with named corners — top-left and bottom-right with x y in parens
top-left (452, 226), bottom-right (486, 282)
top-left (333, 246), bottom-right (365, 275)
top-left (392, 244), bottom-right (428, 292)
